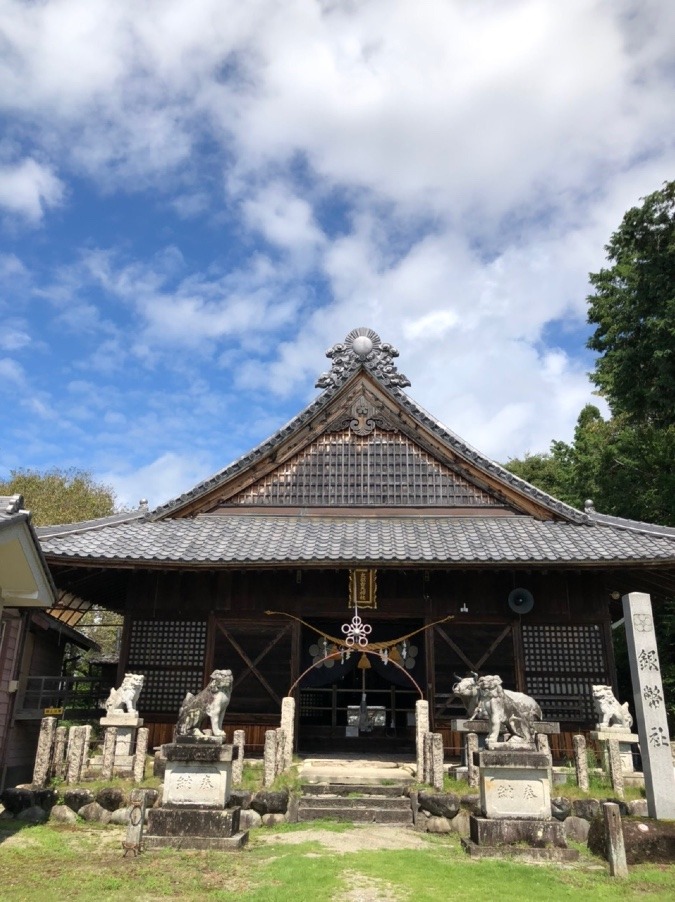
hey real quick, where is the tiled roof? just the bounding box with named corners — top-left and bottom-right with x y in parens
top-left (39, 513), bottom-right (675, 566)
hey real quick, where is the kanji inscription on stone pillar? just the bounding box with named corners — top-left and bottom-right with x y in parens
top-left (622, 592), bottom-right (675, 819)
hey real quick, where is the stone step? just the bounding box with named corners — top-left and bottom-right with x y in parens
top-left (300, 783), bottom-right (409, 798)
top-left (299, 795), bottom-right (411, 811)
top-left (297, 803), bottom-right (412, 825)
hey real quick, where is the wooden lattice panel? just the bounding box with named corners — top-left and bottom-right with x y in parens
top-left (522, 624), bottom-right (608, 723)
top-left (229, 429), bottom-right (501, 506)
top-left (127, 620), bottom-right (207, 714)
top-left (139, 669), bottom-right (204, 714)
top-left (128, 620), bottom-right (206, 667)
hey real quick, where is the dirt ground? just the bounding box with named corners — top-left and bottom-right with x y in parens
top-left (252, 823), bottom-right (428, 854)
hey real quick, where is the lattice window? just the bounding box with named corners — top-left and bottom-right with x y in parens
top-left (229, 430), bottom-right (502, 506)
top-left (139, 669), bottom-right (204, 714)
top-left (128, 620), bottom-right (206, 667)
top-left (522, 624), bottom-right (609, 722)
top-left (127, 620), bottom-right (207, 714)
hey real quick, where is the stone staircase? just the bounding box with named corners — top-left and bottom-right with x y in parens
top-left (298, 783), bottom-right (413, 825)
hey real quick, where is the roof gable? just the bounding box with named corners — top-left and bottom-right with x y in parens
top-left (152, 328), bottom-right (587, 523)
top-left (225, 425), bottom-right (503, 508)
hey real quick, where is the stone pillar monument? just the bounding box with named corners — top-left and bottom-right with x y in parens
top-left (415, 700), bottom-right (429, 782)
top-left (622, 592), bottom-right (675, 819)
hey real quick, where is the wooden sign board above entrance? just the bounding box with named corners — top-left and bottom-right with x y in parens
top-left (350, 569), bottom-right (377, 609)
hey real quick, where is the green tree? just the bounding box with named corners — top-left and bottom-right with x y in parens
top-left (504, 449), bottom-right (573, 504)
top-left (0, 467), bottom-right (117, 526)
top-left (0, 468), bottom-right (121, 668)
top-left (587, 180), bottom-right (675, 426)
top-left (507, 182), bottom-right (675, 727)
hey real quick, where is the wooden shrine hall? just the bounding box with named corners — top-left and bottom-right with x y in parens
top-left (38, 328), bottom-right (675, 760)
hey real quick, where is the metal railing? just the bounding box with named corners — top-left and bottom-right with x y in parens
top-left (15, 675), bottom-right (113, 721)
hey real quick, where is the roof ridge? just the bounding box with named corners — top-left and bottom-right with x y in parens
top-left (36, 506), bottom-right (149, 538)
top-left (586, 509), bottom-right (675, 539)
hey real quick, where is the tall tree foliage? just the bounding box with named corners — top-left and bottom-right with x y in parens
top-left (0, 468), bottom-right (116, 526)
top-left (507, 181), bottom-right (675, 726)
top-left (587, 180), bottom-right (675, 427)
top-left (0, 468), bottom-right (121, 666)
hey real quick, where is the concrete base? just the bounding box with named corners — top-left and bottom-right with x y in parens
top-left (470, 814), bottom-right (567, 848)
top-left (143, 832), bottom-right (249, 851)
top-left (462, 838), bottom-right (579, 862)
top-left (100, 715), bottom-right (143, 728)
top-left (147, 807), bottom-right (241, 836)
top-left (144, 806), bottom-right (248, 851)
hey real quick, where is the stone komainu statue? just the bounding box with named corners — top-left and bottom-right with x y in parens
top-left (592, 684), bottom-right (633, 730)
top-left (469, 674), bottom-right (542, 748)
top-left (176, 669), bottom-right (234, 738)
top-left (104, 673), bottom-right (144, 715)
top-left (452, 672), bottom-right (541, 722)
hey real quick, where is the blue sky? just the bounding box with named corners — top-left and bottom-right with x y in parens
top-left (1, 0), bottom-right (673, 510)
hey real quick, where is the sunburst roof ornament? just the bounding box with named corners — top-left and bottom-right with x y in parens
top-left (315, 327), bottom-right (411, 390)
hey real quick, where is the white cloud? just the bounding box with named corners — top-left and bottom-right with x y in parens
top-left (0, 158), bottom-right (64, 222)
top-left (241, 181), bottom-right (326, 255)
top-left (0, 319), bottom-right (31, 351)
top-left (0, 357), bottom-right (25, 386)
top-left (0, 0), bottom-right (673, 490)
top-left (100, 451), bottom-right (213, 510)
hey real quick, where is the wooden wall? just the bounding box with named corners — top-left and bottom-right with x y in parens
top-left (118, 565), bottom-right (613, 754)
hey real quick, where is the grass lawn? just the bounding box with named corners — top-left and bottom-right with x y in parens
top-left (0, 818), bottom-right (672, 902)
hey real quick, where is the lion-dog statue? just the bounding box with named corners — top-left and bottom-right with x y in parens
top-left (176, 669), bottom-right (234, 739)
top-left (104, 673), bottom-right (144, 715)
top-left (453, 672), bottom-right (541, 722)
top-left (468, 674), bottom-right (542, 748)
top-left (592, 684), bottom-right (633, 730)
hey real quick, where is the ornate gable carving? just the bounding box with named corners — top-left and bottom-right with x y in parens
top-left (326, 391), bottom-right (398, 437)
top-left (316, 327), bottom-right (410, 390)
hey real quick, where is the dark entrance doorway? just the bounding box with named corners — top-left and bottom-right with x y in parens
top-left (298, 618), bottom-right (424, 753)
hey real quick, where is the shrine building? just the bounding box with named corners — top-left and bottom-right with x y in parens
top-left (38, 328), bottom-right (675, 760)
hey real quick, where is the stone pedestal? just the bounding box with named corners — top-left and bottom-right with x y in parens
top-left (100, 714), bottom-right (143, 775)
top-left (476, 750), bottom-right (551, 820)
top-left (462, 749), bottom-right (578, 861)
top-left (591, 730), bottom-right (639, 774)
top-left (163, 740), bottom-right (234, 808)
top-left (145, 739), bottom-right (248, 851)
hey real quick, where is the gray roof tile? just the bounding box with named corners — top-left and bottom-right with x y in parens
top-left (40, 514), bottom-right (675, 567)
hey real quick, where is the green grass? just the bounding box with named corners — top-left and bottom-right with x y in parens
top-left (0, 819), bottom-right (672, 901)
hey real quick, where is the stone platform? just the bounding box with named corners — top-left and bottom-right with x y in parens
top-left (470, 814), bottom-right (567, 847)
top-left (462, 838), bottom-right (579, 862)
top-left (298, 755), bottom-right (416, 786)
top-left (451, 719), bottom-right (560, 734)
top-left (143, 833), bottom-right (249, 850)
top-left (145, 807), bottom-right (248, 850)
